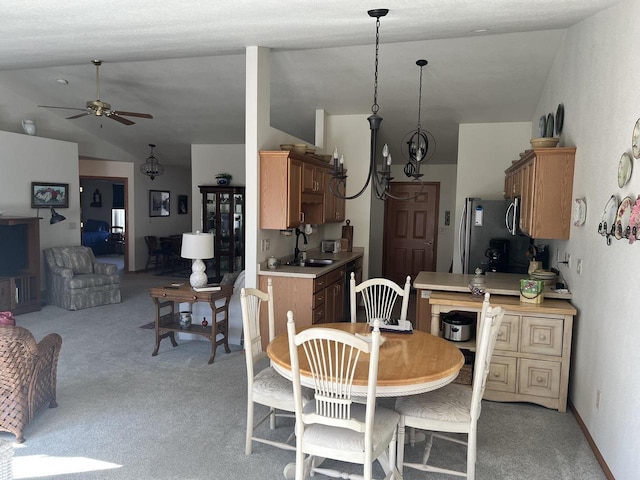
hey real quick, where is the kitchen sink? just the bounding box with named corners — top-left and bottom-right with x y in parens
top-left (297, 259), bottom-right (335, 267)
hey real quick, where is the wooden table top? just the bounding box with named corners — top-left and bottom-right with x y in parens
top-left (267, 322), bottom-right (465, 397)
top-left (149, 283), bottom-right (233, 302)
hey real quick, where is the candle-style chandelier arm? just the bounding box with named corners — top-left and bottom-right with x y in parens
top-left (328, 8), bottom-right (427, 202)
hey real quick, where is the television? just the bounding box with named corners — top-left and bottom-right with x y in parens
top-left (0, 224), bottom-right (29, 275)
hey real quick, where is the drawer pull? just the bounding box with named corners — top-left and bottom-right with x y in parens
top-left (536, 376), bottom-right (544, 383)
top-left (538, 334), bottom-right (547, 341)
top-left (497, 331), bottom-right (504, 338)
top-left (493, 372), bottom-right (500, 378)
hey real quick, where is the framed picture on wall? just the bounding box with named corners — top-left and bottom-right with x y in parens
top-left (31, 182), bottom-right (69, 208)
top-left (178, 195), bottom-right (188, 214)
top-left (149, 190), bottom-right (170, 217)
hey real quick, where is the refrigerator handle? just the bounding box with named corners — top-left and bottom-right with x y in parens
top-left (506, 201), bottom-right (515, 234)
top-left (459, 201), bottom-right (468, 271)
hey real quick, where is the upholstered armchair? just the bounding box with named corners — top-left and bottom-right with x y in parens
top-left (0, 325), bottom-right (62, 443)
top-left (43, 246), bottom-right (121, 310)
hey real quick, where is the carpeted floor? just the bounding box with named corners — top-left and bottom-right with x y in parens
top-left (2, 270), bottom-right (606, 479)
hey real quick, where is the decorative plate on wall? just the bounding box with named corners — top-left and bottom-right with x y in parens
top-left (617, 152), bottom-right (633, 188)
top-left (555, 104), bottom-right (564, 135)
top-left (632, 117), bottom-right (640, 159)
top-left (538, 115), bottom-right (547, 138)
top-left (545, 113), bottom-right (554, 138)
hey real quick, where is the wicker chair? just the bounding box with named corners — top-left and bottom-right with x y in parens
top-left (0, 325), bottom-right (62, 443)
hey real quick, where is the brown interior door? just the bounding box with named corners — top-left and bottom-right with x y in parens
top-left (382, 182), bottom-right (439, 285)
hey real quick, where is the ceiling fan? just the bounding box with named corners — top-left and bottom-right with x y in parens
top-left (39, 60), bottom-right (153, 125)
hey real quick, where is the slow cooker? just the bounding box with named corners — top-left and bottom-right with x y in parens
top-left (441, 312), bottom-right (474, 342)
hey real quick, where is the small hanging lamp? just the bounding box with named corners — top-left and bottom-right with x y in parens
top-left (140, 143), bottom-right (165, 180)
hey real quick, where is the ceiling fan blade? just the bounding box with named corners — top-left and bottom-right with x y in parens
top-left (38, 105), bottom-right (87, 112)
top-left (107, 113), bottom-right (135, 126)
top-left (66, 112), bottom-right (91, 120)
top-left (112, 110), bottom-right (153, 119)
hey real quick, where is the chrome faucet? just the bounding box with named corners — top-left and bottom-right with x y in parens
top-left (294, 227), bottom-right (308, 264)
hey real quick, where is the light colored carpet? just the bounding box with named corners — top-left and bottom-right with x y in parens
top-left (2, 270), bottom-right (605, 479)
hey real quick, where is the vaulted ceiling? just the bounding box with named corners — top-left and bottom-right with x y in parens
top-left (0, 0), bottom-right (623, 167)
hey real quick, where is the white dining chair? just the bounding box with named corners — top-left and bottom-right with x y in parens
top-left (350, 273), bottom-right (411, 324)
top-left (394, 292), bottom-right (505, 479)
top-left (285, 312), bottom-right (401, 480)
top-left (241, 278), bottom-right (310, 455)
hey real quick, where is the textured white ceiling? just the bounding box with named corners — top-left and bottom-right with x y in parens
top-left (0, 0), bottom-right (624, 166)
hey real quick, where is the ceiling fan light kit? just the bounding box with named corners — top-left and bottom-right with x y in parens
top-left (39, 60), bottom-right (153, 125)
top-left (329, 9), bottom-right (426, 202)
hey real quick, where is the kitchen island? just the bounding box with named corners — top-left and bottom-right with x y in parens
top-left (414, 271), bottom-right (576, 412)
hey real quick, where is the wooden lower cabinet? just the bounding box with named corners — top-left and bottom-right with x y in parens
top-left (429, 292), bottom-right (575, 412)
top-left (258, 266), bottom-right (346, 349)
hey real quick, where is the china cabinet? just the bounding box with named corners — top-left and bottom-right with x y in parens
top-left (199, 186), bottom-right (244, 282)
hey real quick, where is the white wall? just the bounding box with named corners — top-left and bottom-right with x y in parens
top-left (452, 122), bottom-right (532, 273)
top-left (535, 1), bottom-right (640, 477)
top-left (0, 131), bottom-right (80, 285)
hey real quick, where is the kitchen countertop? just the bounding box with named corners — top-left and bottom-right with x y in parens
top-left (257, 247), bottom-right (364, 278)
top-left (413, 271), bottom-right (572, 300)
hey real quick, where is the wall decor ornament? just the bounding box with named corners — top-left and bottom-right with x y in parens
top-left (178, 195), bottom-right (188, 214)
top-left (149, 190), bottom-right (170, 217)
top-left (31, 182), bottom-right (69, 208)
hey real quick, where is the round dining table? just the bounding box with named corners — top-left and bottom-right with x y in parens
top-left (267, 322), bottom-right (465, 397)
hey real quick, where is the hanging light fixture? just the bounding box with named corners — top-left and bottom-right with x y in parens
top-left (140, 143), bottom-right (165, 180)
top-left (330, 9), bottom-right (425, 201)
top-left (402, 59), bottom-right (436, 180)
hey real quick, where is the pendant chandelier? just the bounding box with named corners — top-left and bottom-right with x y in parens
top-left (329, 9), bottom-right (426, 201)
top-left (402, 59), bottom-right (436, 180)
top-left (140, 143), bottom-right (165, 180)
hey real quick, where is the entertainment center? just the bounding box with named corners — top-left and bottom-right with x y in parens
top-left (0, 216), bottom-right (41, 314)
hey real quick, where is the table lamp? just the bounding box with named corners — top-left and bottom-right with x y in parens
top-left (181, 231), bottom-right (214, 288)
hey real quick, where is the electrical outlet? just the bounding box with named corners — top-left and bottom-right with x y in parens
top-left (577, 259), bottom-right (582, 275)
top-left (596, 390), bottom-right (601, 410)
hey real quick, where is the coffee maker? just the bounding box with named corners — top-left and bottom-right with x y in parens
top-left (485, 238), bottom-right (510, 272)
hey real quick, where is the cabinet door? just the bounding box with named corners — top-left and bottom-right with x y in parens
top-left (324, 281), bottom-right (344, 323)
top-left (494, 314), bottom-right (519, 352)
top-left (520, 316), bottom-right (563, 356)
top-left (303, 163), bottom-right (323, 193)
top-left (288, 159), bottom-right (303, 227)
top-left (0, 279), bottom-right (11, 310)
top-left (518, 358), bottom-right (561, 399)
top-left (519, 160), bottom-right (535, 235)
top-left (486, 355), bottom-right (517, 393)
top-left (323, 171), bottom-right (346, 223)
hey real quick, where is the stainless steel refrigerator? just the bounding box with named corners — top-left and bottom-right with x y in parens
top-left (458, 197), bottom-right (531, 274)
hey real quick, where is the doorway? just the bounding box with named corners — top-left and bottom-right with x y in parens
top-left (382, 182), bottom-right (439, 286)
top-left (80, 176), bottom-right (129, 272)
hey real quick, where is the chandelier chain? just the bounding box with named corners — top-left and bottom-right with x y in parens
top-left (372, 16), bottom-right (381, 115)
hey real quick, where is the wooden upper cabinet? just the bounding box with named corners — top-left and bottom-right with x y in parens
top-left (323, 171), bottom-right (346, 223)
top-left (504, 147), bottom-right (576, 239)
top-left (260, 150), bottom-right (331, 229)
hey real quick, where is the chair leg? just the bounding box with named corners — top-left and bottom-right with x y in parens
top-left (245, 399), bottom-right (254, 455)
top-left (396, 417), bottom-right (406, 475)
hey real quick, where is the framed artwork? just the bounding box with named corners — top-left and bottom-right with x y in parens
top-left (178, 195), bottom-right (188, 214)
top-left (149, 190), bottom-right (170, 217)
top-left (31, 182), bottom-right (69, 208)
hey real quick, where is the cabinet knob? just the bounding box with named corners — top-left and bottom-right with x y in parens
top-left (497, 331), bottom-right (504, 338)
top-left (536, 376), bottom-right (544, 383)
top-left (162, 293), bottom-right (167, 297)
top-left (493, 372), bottom-right (500, 378)
top-left (539, 334), bottom-right (547, 341)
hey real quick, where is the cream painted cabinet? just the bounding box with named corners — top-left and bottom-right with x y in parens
top-left (429, 292), bottom-right (575, 412)
top-left (504, 147), bottom-right (576, 239)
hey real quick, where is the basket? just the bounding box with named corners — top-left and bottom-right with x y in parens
top-left (520, 279), bottom-right (544, 304)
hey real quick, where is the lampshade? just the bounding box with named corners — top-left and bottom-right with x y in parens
top-left (181, 231), bottom-right (214, 288)
top-left (181, 232), bottom-right (214, 259)
top-left (50, 207), bottom-right (66, 224)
